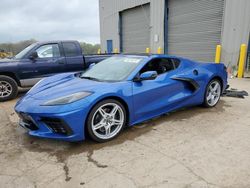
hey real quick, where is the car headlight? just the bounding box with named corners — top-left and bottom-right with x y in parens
top-left (42, 91), bottom-right (92, 106)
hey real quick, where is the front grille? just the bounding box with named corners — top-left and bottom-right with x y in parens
top-left (40, 117), bottom-right (73, 136)
top-left (18, 113), bottom-right (38, 131)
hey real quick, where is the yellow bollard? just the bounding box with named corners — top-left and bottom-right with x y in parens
top-left (238, 44), bottom-right (247, 78)
top-left (97, 49), bottom-right (101, 54)
top-left (145, 48), bottom-right (150, 54)
top-left (114, 48), bottom-right (119, 54)
top-left (157, 47), bottom-right (162, 54)
top-left (215, 45), bottom-right (222, 63)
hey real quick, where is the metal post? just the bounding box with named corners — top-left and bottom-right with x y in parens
top-left (238, 44), bottom-right (247, 78)
top-left (215, 45), bottom-right (222, 63)
top-left (157, 47), bottom-right (162, 54)
top-left (114, 48), bottom-right (119, 54)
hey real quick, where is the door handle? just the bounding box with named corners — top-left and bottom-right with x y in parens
top-left (58, 61), bottom-right (65, 64)
top-left (47, 59), bottom-right (57, 63)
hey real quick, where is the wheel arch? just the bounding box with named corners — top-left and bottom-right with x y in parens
top-left (84, 95), bottom-right (130, 138)
top-left (203, 76), bottom-right (223, 107)
top-left (0, 72), bottom-right (21, 86)
top-left (209, 75), bottom-right (224, 91)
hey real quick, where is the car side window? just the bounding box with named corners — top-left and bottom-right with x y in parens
top-left (36, 44), bottom-right (61, 58)
top-left (140, 58), bottom-right (176, 75)
top-left (63, 42), bottom-right (79, 57)
top-left (172, 58), bottom-right (180, 69)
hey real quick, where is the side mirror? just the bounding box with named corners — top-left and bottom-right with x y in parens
top-left (134, 71), bottom-right (158, 82)
top-left (29, 51), bottom-right (38, 60)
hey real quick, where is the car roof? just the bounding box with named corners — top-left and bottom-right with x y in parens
top-left (115, 53), bottom-right (182, 60)
top-left (35, 40), bottom-right (78, 45)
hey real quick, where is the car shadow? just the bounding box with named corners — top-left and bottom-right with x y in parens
top-left (18, 87), bottom-right (30, 97)
top-left (19, 99), bottom-right (230, 161)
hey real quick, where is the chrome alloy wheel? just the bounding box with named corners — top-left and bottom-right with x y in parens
top-left (91, 103), bottom-right (125, 140)
top-left (206, 80), bottom-right (221, 106)
top-left (0, 81), bottom-right (12, 98)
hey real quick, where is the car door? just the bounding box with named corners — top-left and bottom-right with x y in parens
top-left (62, 42), bottom-right (85, 72)
top-left (17, 58), bottom-right (39, 87)
top-left (33, 43), bottom-right (66, 79)
top-left (132, 58), bottom-right (189, 122)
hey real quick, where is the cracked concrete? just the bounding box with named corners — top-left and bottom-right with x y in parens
top-left (87, 150), bottom-right (108, 168)
top-left (0, 78), bottom-right (250, 188)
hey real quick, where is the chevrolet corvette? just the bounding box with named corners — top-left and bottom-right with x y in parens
top-left (15, 55), bottom-right (227, 142)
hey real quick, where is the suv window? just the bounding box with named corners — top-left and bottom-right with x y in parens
top-left (36, 44), bottom-right (60, 58)
top-left (140, 58), bottom-right (177, 75)
top-left (63, 42), bottom-right (79, 57)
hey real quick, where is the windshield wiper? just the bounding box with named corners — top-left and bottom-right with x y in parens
top-left (80, 76), bottom-right (100, 81)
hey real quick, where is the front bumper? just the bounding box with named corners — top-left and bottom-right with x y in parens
top-left (15, 96), bottom-right (91, 142)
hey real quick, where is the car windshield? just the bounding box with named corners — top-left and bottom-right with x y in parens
top-left (14, 43), bottom-right (36, 59)
top-left (81, 56), bottom-right (144, 81)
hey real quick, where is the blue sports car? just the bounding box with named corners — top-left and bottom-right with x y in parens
top-left (15, 55), bottom-right (227, 142)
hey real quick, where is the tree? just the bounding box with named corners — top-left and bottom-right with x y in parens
top-left (0, 40), bottom-right (101, 56)
top-left (0, 39), bottom-right (37, 55)
top-left (80, 42), bottom-right (100, 54)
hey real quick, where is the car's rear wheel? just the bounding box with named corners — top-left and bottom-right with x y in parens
top-left (203, 79), bottom-right (222, 107)
top-left (0, 76), bottom-right (18, 102)
top-left (86, 99), bottom-right (126, 142)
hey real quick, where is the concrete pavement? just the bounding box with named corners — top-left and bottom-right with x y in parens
top-left (0, 78), bottom-right (250, 188)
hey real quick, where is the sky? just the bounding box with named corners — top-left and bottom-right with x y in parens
top-left (0, 0), bottom-right (100, 44)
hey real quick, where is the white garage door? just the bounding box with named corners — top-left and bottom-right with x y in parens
top-left (168, 0), bottom-right (224, 62)
top-left (121, 4), bottom-right (150, 53)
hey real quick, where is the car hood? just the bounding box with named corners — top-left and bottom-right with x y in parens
top-left (27, 73), bottom-right (110, 100)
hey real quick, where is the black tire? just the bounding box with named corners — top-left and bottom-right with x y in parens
top-left (86, 99), bottom-right (127, 142)
top-left (203, 79), bottom-right (222, 108)
top-left (0, 75), bottom-right (18, 102)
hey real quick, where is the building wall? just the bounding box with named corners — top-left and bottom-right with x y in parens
top-left (99, 0), bottom-right (250, 67)
top-left (99, 0), bottom-right (165, 53)
top-left (221, 0), bottom-right (250, 67)
top-left (166, 0), bottom-right (225, 62)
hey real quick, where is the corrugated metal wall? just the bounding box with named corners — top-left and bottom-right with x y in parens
top-left (221, 0), bottom-right (250, 67)
top-left (99, 0), bottom-right (165, 53)
top-left (121, 4), bottom-right (150, 53)
top-left (167, 0), bottom-right (224, 62)
top-left (99, 0), bottom-right (250, 67)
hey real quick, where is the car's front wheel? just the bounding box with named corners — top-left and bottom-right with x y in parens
top-left (0, 75), bottom-right (18, 102)
top-left (203, 79), bottom-right (222, 107)
top-left (86, 99), bottom-right (127, 142)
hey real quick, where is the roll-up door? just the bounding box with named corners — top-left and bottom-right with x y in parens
top-left (168, 0), bottom-right (224, 62)
top-left (121, 4), bottom-right (150, 53)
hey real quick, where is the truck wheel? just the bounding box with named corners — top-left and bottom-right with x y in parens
top-left (0, 76), bottom-right (18, 102)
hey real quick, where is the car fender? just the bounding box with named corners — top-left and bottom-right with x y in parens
top-left (86, 92), bottom-right (133, 125)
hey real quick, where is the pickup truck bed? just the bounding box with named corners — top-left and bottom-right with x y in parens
top-left (84, 54), bottom-right (111, 67)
